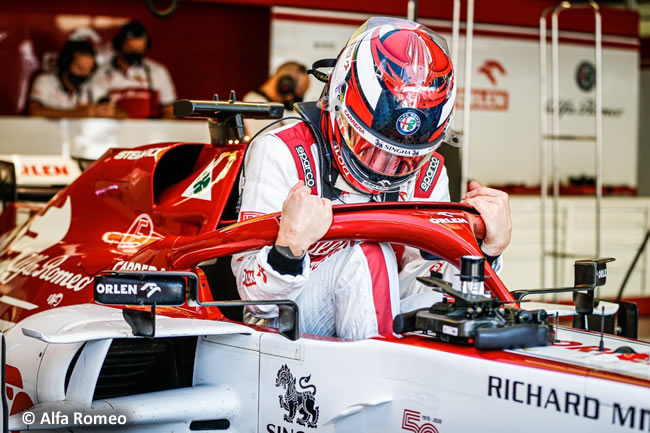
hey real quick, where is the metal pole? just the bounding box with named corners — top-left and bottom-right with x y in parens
top-left (539, 9), bottom-right (551, 288)
top-left (451, 0), bottom-right (461, 71)
top-left (594, 5), bottom-right (602, 260)
top-left (460, 0), bottom-right (474, 197)
top-left (551, 8), bottom-right (562, 287)
top-left (450, 0), bottom-right (461, 153)
top-left (541, 1), bottom-right (603, 289)
top-left (550, 2), bottom-right (572, 288)
top-left (407, 0), bottom-right (419, 22)
top-left (60, 119), bottom-right (71, 158)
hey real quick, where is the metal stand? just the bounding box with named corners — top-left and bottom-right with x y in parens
top-left (407, 0), bottom-right (419, 21)
top-left (459, 0), bottom-right (475, 197)
top-left (539, 1), bottom-right (602, 288)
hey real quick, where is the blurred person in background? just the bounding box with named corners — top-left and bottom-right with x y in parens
top-left (91, 20), bottom-right (176, 119)
top-left (29, 40), bottom-right (114, 118)
top-left (243, 61), bottom-right (310, 137)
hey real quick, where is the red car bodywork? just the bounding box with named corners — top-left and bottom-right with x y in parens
top-left (0, 140), bottom-right (649, 426)
top-left (0, 141), bottom-right (510, 328)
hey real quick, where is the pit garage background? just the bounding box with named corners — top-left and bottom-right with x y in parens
top-left (1, 0), bottom-right (649, 314)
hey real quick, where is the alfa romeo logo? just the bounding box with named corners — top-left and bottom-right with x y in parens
top-left (576, 61), bottom-right (596, 92)
top-left (396, 112), bottom-right (421, 136)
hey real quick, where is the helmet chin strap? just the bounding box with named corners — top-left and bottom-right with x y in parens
top-left (307, 58), bottom-right (337, 83)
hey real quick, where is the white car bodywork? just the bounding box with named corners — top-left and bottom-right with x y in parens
top-left (4, 303), bottom-right (649, 432)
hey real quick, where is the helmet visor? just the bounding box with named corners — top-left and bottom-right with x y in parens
top-left (335, 106), bottom-right (436, 177)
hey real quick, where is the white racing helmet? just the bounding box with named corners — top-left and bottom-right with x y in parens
top-left (319, 17), bottom-right (456, 194)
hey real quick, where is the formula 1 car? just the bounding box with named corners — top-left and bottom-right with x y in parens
top-left (0, 96), bottom-right (647, 433)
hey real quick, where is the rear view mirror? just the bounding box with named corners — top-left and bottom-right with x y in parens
top-left (573, 258), bottom-right (615, 315)
top-left (94, 272), bottom-right (195, 306)
top-left (574, 258), bottom-right (615, 288)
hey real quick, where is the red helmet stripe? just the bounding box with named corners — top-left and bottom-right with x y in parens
top-left (345, 66), bottom-right (374, 127)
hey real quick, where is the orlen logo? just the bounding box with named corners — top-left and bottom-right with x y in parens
top-left (94, 282), bottom-right (160, 297)
top-left (402, 409), bottom-right (440, 433)
top-left (20, 164), bottom-right (69, 176)
top-left (140, 282), bottom-right (161, 298)
top-left (457, 59), bottom-right (508, 111)
top-left (430, 211), bottom-right (468, 225)
top-left (296, 146), bottom-right (315, 187)
top-left (478, 59), bottom-right (506, 86)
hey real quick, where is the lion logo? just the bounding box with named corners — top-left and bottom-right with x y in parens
top-left (275, 364), bottom-right (319, 429)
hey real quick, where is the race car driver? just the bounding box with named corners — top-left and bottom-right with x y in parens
top-left (232, 17), bottom-right (512, 340)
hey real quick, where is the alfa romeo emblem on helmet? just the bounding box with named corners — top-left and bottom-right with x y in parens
top-left (396, 112), bottom-right (421, 136)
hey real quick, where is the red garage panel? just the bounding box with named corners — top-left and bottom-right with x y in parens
top-left (196, 0), bottom-right (639, 38)
top-left (0, 0), bottom-right (270, 115)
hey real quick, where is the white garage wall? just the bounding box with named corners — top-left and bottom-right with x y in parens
top-left (503, 196), bottom-right (650, 300)
top-left (0, 117), bottom-right (209, 159)
top-left (270, 7), bottom-right (640, 187)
